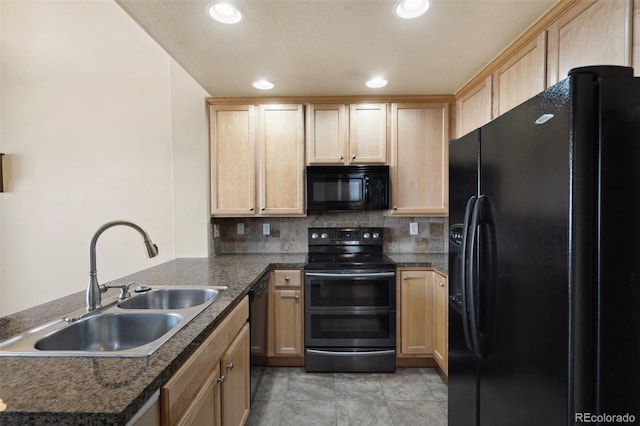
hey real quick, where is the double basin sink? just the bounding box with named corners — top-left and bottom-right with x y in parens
top-left (0, 286), bottom-right (228, 357)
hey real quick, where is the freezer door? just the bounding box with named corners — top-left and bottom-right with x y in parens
top-left (478, 80), bottom-right (573, 426)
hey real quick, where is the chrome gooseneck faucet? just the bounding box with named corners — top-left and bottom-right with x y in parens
top-left (87, 220), bottom-right (159, 311)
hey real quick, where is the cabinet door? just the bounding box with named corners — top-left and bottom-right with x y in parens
top-left (493, 32), bottom-right (547, 116)
top-left (433, 273), bottom-right (448, 375)
top-left (390, 103), bottom-right (449, 216)
top-left (455, 76), bottom-right (492, 138)
top-left (258, 104), bottom-right (305, 215)
top-left (399, 270), bottom-right (435, 355)
top-left (271, 288), bottom-right (303, 356)
top-left (306, 104), bottom-right (348, 164)
top-left (349, 103), bottom-right (388, 164)
top-left (176, 365), bottom-right (221, 426)
top-left (221, 323), bottom-right (250, 426)
top-left (210, 105), bottom-right (256, 216)
top-left (547, 0), bottom-right (631, 86)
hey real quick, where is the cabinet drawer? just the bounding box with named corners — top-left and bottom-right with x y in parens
top-left (272, 270), bottom-right (302, 288)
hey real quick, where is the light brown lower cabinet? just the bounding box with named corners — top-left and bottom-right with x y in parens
top-left (221, 323), bottom-right (250, 426)
top-left (397, 269), bottom-right (448, 375)
top-left (268, 269), bottom-right (304, 365)
top-left (161, 297), bottom-right (249, 426)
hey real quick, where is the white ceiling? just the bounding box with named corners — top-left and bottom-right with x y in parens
top-left (116, 0), bottom-right (556, 97)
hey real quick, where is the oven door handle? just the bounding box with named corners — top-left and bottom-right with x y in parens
top-left (305, 272), bottom-right (396, 278)
top-left (306, 349), bottom-right (396, 356)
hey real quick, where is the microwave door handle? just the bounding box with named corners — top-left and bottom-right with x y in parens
top-left (363, 175), bottom-right (370, 205)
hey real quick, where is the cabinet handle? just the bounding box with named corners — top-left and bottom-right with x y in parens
top-left (403, 275), bottom-right (408, 280)
top-left (218, 375), bottom-right (225, 384)
top-left (226, 362), bottom-right (234, 371)
top-left (285, 276), bottom-right (290, 282)
top-left (439, 281), bottom-right (445, 287)
top-left (339, 155), bottom-right (344, 160)
top-left (281, 293), bottom-right (300, 300)
top-left (249, 207), bottom-right (254, 212)
top-left (351, 154), bottom-right (356, 160)
top-left (261, 207), bottom-right (265, 211)
top-left (393, 206), bottom-right (398, 210)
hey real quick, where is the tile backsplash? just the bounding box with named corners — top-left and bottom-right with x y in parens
top-left (211, 212), bottom-right (447, 255)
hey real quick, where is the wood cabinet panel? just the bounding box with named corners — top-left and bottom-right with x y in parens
top-left (271, 288), bottom-right (303, 356)
top-left (349, 103), bottom-right (388, 163)
top-left (397, 268), bottom-right (448, 375)
top-left (389, 103), bottom-right (448, 216)
top-left (399, 270), bottom-right (435, 355)
top-left (258, 104), bottom-right (305, 215)
top-left (433, 273), bottom-right (448, 375)
top-left (455, 76), bottom-right (492, 138)
top-left (547, 0), bottom-right (631, 86)
top-left (176, 365), bottom-right (221, 426)
top-left (211, 103), bottom-right (304, 217)
top-left (306, 104), bottom-right (348, 164)
top-left (210, 105), bottom-right (256, 215)
top-left (493, 32), bottom-right (547, 116)
top-left (221, 323), bottom-right (250, 426)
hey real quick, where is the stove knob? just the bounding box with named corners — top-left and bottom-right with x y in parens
top-left (363, 232), bottom-right (370, 239)
top-left (372, 232), bottom-right (380, 239)
top-left (321, 232), bottom-right (328, 239)
top-left (311, 232), bottom-right (319, 239)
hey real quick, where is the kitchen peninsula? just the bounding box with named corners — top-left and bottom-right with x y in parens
top-left (0, 253), bottom-right (445, 425)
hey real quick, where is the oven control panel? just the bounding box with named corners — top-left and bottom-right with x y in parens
top-left (308, 228), bottom-right (383, 245)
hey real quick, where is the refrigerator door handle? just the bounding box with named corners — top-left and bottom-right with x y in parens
top-left (466, 195), bottom-right (484, 359)
top-left (466, 195), bottom-right (498, 359)
top-left (461, 195), bottom-right (477, 353)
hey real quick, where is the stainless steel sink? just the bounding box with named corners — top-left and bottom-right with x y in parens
top-left (118, 287), bottom-right (227, 310)
top-left (0, 285), bottom-right (229, 357)
top-left (34, 313), bottom-right (182, 352)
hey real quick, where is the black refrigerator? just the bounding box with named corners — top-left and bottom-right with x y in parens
top-left (448, 65), bottom-right (640, 426)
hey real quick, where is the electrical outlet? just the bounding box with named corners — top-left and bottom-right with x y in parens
top-left (410, 222), bottom-right (419, 236)
top-left (213, 224), bottom-right (220, 238)
top-left (263, 223), bottom-right (271, 235)
top-left (237, 223), bottom-right (245, 235)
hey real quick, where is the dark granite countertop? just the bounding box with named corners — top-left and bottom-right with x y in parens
top-left (0, 252), bottom-right (446, 425)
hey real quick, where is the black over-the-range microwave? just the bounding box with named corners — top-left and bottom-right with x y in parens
top-left (306, 165), bottom-right (390, 211)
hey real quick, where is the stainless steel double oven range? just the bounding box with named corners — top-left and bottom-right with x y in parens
top-left (304, 227), bottom-right (397, 373)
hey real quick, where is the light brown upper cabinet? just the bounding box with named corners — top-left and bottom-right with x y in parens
top-left (547, 0), bottom-right (631, 86)
top-left (455, 76), bottom-right (492, 138)
top-left (307, 103), bottom-right (387, 164)
top-left (258, 104), bottom-right (305, 216)
top-left (210, 104), bottom-right (305, 217)
top-left (306, 104), bottom-right (348, 164)
top-left (210, 105), bottom-right (256, 216)
top-left (493, 32), bottom-right (547, 117)
top-left (389, 103), bottom-right (449, 216)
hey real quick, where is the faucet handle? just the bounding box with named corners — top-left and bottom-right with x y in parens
top-left (102, 282), bottom-right (144, 300)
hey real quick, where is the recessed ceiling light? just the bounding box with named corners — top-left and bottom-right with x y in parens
top-left (393, 0), bottom-right (430, 19)
top-left (366, 77), bottom-right (388, 89)
top-left (207, 2), bottom-right (242, 24)
top-left (252, 80), bottom-right (275, 90)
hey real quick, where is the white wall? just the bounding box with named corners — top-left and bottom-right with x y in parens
top-left (0, 0), bottom-right (210, 315)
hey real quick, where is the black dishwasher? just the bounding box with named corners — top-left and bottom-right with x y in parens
top-left (249, 273), bottom-right (269, 404)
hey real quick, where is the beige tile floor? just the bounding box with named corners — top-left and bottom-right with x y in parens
top-left (247, 367), bottom-right (447, 426)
